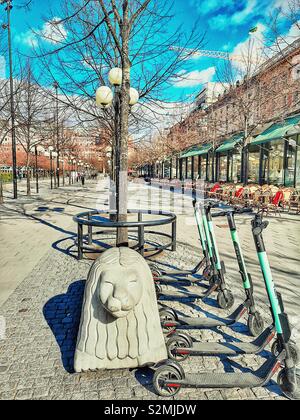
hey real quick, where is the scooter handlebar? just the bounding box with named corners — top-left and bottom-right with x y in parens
top-left (251, 213), bottom-right (269, 234)
top-left (211, 207), bottom-right (253, 218)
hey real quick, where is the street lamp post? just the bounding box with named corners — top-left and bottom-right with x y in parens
top-left (96, 68), bottom-right (139, 242)
top-left (34, 145), bottom-right (44, 194)
top-left (1, 0), bottom-right (17, 199)
top-left (47, 147), bottom-right (56, 190)
top-left (53, 81), bottom-right (60, 188)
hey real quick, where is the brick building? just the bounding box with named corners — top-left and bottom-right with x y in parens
top-left (143, 38), bottom-right (300, 188)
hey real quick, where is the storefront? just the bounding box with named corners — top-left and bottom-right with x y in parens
top-left (216, 134), bottom-right (243, 183)
top-left (179, 144), bottom-right (212, 180)
top-left (250, 114), bottom-right (300, 187)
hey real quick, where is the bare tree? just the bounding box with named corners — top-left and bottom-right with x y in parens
top-left (30, 0), bottom-right (205, 245)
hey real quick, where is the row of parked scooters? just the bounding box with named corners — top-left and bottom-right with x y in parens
top-left (149, 200), bottom-right (300, 399)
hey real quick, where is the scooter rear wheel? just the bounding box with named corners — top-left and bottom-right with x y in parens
top-left (277, 368), bottom-right (300, 400)
top-left (271, 340), bottom-right (300, 366)
top-left (247, 312), bottom-right (265, 337)
top-left (160, 308), bottom-right (178, 335)
top-left (217, 289), bottom-right (234, 310)
top-left (167, 334), bottom-right (192, 362)
top-left (153, 365), bottom-right (183, 397)
top-left (155, 283), bottom-right (162, 299)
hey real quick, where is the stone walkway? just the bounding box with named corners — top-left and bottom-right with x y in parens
top-left (0, 179), bottom-right (299, 400)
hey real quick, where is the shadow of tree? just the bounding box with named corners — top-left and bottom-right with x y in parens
top-left (43, 280), bottom-right (85, 373)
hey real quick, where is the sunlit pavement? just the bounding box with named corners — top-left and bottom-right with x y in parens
top-left (0, 178), bottom-right (299, 400)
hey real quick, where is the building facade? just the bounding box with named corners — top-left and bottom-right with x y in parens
top-left (141, 39), bottom-right (300, 188)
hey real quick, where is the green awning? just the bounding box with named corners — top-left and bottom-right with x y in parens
top-left (216, 133), bottom-right (243, 153)
top-left (251, 114), bottom-right (300, 146)
top-left (180, 143), bottom-right (212, 159)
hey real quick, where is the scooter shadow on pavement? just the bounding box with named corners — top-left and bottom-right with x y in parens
top-left (43, 280), bottom-right (86, 373)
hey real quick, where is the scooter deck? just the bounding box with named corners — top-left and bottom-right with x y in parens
top-left (178, 326), bottom-right (275, 356)
top-left (158, 284), bottom-right (217, 300)
top-left (166, 304), bottom-right (247, 329)
top-left (158, 289), bottom-right (208, 300)
top-left (180, 356), bottom-right (279, 388)
top-left (156, 274), bottom-right (207, 284)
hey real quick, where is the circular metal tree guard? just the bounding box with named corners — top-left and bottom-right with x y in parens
top-left (73, 209), bottom-right (177, 260)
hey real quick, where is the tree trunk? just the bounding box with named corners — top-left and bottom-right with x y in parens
top-left (26, 154), bottom-right (31, 196)
top-left (0, 178), bottom-right (3, 204)
top-left (116, 10), bottom-right (130, 247)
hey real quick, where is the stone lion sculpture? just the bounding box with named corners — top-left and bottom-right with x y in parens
top-left (74, 247), bottom-right (167, 372)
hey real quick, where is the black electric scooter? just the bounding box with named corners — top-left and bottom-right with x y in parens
top-left (153, 215), bottom-right (300, 400)
top-left (156, 203), bottom-right (235, 310)
top-left (160, 208), bottom-right (264, 337)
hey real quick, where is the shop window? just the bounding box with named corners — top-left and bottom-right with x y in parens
top-left (219, 154), bottom-right (227, 182)
top-left (187, 157), bottom-right (192, 179)
top-left (285, 137), bottom-right (297, 187)
top-left (248, 145), bottom-right (260, 183)
top-left (268, 140), bottom-right (285, 185)
top-left (296, 135), bottom-right (300, 187)
top-left (201, 156), bottom-right (207, 181)
top-left (180, 159), bottom-right (186, 180)
top-left (231, 153), bottom-right (242, 183)
top-left (207, 154), bottom-right (213, 182)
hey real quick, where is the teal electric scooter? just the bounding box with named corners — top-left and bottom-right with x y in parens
top-left (160, 207), bottom-right (264, 337)
top-left (156, 203), bottom-right (235, 310)
top-left (153, 214), bottom-right (300, 399)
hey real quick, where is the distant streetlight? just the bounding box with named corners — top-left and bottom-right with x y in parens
top-left (1, 0), bottom-right (17, 199)
top-left (45, 146), bottom-right (57, 190)
top-left (34, 145), bottom-right (44, 193)
top-left (53, 81), bottom-right (60, 187)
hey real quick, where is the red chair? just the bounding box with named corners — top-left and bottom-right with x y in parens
top-left (207, 183), bottom-right (221, 199)
top-left (232, 187), bottom-right (244, 204)
top-left (262, 190), bottom-right (284, 216)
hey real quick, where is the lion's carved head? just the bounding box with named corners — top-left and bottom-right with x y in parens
top-left (74, 247), bottom-right (167, 372)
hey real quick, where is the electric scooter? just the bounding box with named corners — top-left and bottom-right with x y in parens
top-left (153, 214), bottom-right (300, 400)
top-left (149, 199), bottom-right (211, 284)
top-left (160, 208), bottom-right (264, 337)
top-left (156, 203), bottom-right (235, 310)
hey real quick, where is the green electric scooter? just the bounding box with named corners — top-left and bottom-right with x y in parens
top-left (153, 214), bottom-right (300, 399)
top-left (149, 199), bottom-right (211, 285)
top-left (160, 207), bottom-right (264, 337)
top-left (156, 203), bottom-right (235, 310)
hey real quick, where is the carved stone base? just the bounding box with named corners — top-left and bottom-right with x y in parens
top-left (74, 247), bottom-right (167, 372)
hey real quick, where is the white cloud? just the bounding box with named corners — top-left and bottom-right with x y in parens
top-left (189, 0), bottom-right (234, 16)
top-left (173, 67), bottom-right (216, 88)
top-left (40, 17), bottom-right (68, 44)
top-left (14, 18), bottom-right (67, 48)
top-left (231, 0), bottom-right (257, 24)
top-left (15, 30), bottom-right (38, 48)
top-left (209, 0), bottom-right (258, 30)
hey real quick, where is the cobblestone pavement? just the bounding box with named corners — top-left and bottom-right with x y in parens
top-left (0, 180), bottom-right (299, 400)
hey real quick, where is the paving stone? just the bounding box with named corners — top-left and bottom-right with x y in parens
top-left (1, 181), bottom-right (299, 400)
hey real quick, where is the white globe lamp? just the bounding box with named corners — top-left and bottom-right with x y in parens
top-left (96, 86), bottom-right (113, 106)
top-left (129, 87), bottom-right (139, 106)
top-left (108, 68), bottom-right (123, 86)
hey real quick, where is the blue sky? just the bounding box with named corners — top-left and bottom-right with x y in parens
top-left (0, 0), bottom-right (299, 102)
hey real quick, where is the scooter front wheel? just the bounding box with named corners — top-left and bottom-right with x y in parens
top-left (247, 312), bottom-right (265, 337)
top-left (153, 365), bottom-right (183, 397)
top-left (277, 368), bottom-right (300, 400)
top-left (155, 283), bottom-right (162, 299)
top-left (271, 340), bottom-right (300, 366)
top-left (217, 289), bottom-right (234, 310)
top-left (160, 308), bottom-right (178, 335)
top-left (167, 334), bottom-right (192, 362)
